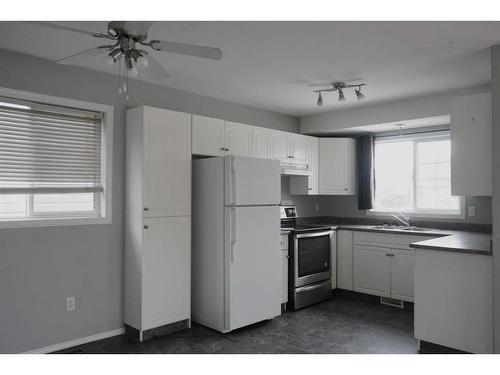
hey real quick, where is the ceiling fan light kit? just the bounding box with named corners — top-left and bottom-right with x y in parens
top-left (36, 21), bottom-right (223, 100)
top-left (314, 81), bottom-right (366, 106)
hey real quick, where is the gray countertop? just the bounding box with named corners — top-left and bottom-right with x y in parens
top-left (281, 221), bottom-right (492, 256)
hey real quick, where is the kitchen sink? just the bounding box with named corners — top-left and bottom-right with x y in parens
top-left (371, 225), bottom-right (430, 232)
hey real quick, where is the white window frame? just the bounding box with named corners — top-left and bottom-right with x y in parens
top-left (368, 131), bottom-right (465, 219)
top-left (0, 86), bottom-right (113, 228)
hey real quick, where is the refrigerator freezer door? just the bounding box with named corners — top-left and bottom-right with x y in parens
top-left (224, 156), bottom-right (281, 206)
top-left (224, 205), bottom-right (281, 331)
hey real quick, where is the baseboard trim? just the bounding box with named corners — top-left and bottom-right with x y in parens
top-left (23, 327), bottom-right (125, 354)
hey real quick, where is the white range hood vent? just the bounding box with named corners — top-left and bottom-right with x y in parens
top-left (281, 163), bottom-right (312, 176)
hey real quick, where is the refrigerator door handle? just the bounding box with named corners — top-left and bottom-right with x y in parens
top-left (230, 207), bottom-right (237, 262)
top-left (230, 157), bottom-right (237, 205)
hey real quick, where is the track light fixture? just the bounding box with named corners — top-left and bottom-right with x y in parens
top-left (314, 81), bottom-right (366, 106)
top-left (317, 92), bottom-right (323, 106)
top-left (338, 88), bottom-right (345, 102)
top-left (355, 85), bottom-right (365, 100)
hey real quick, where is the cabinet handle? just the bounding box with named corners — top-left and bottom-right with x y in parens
top-left (226, 148), bottom-right (230, 151)
top-left (344, 188), bottom-right (348, 191)
top-left (143, 225), bottom-right (149, 229)
top-left (220, 147), bottom-right (226, 151)
top-left (308, 188), bottom-right (312, 190)
top-left (143, 207), bottom-right (149, 211)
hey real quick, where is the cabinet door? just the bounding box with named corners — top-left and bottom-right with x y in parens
top-left (390, 249), bottom-right (415, 302)
top-left (281, 249), bottom-right (289, 304)
top-left (353, 245), bottom-right (390, 297)
top-left (308, 137), bottom-right (319, 194)
top-left (290, 134), bottom-right (309, 165)
top-left (450, 92), bottom-right (492, 196)
top-left (224, 121), bottom-right (253, 157)
top-left (252, 126), bottom-right (271, 159)
top-left (319, 138), bottom-right (356, 195)
top-left (143, 108), bottom-right (191, 217)
top-left (337, 229), bottom-right (353, 290)
top-left (192, 115), bottom-right (225, 156)
top-left (142, 216), bottom-right (191, 330)
top-left (330, 231), bottom-right (337, 290)
top-left (270, 130), bottom-right (290, 162)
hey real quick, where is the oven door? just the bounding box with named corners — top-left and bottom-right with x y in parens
top-left (294, 230), bottom-right (332, 287)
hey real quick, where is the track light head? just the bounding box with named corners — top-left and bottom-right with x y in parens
top-left (317, 92), bottom-right (323, 106)
top-left (355, 86), bottom-right (365, 100)
top-left (338, 88), bottom-right (345, 102)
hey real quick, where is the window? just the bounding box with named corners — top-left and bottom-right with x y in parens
top-left (0, 88), bottom-right (113, 227)
top-left (372, 132), bottom-right (462, 216)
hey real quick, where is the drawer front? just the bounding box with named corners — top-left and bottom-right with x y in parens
top-left (353, 231), bottom-right (434, 250)
top-left (280, 234), bottom-right (289, 250)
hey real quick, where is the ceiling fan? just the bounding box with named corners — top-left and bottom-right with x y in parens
top-left (31, 21), bottom-right (223, 87)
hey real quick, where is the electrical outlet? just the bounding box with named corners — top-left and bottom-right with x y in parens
top-left (468, 206), bottom-right (476, 217)
top-left (66, 297), bottom-right (75, 312)
top-left (314, 203), bottom-right (319, 212)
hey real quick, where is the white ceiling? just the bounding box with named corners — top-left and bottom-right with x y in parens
top-left (0, 21), bottom-right (498, 117)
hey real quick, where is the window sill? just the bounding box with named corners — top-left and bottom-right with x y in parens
top-left (0, 216), bottom-right (112, 229)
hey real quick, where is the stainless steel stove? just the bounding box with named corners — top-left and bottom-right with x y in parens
top-left (280, 205), bottom-right (333, 310)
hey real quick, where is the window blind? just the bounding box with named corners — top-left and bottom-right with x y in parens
top-left (0, 97), bottom-right (103, 194)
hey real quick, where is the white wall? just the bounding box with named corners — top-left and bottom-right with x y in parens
top-left (0, 48), bottom-right (299, 353)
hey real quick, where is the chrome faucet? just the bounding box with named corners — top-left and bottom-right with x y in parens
top-left (391, 213), bottom-right (411, 227)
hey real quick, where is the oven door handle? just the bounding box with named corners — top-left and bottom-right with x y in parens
top-left (295, 230), bottom-right (333, 239)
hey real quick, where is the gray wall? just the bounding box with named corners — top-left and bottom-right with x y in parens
top-left (300, 85), bottom-right (489, 135)
top-left (0, 48), bottom-right (298, 353)
top-left (491, 45), bottom-right (500, 353)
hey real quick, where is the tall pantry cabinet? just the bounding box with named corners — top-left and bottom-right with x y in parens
top-left (125, 106), bottom-right (191, 341)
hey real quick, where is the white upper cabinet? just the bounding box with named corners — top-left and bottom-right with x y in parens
top-left (192, 116), bottom-right (252, 157)
top-left (319, 138), bottom-right (356, 195)
top-left (225, 121), bottom-right (253, 157)
top-left (269, 130), bottom-right (310, 165)
top-left (252, 126), bottom-right (272, 159)
top-left (289, 136), bottom-right (319, 195)
top-left (142, 107), bottom-right (192, 217)
top-left (192, 115), bottom-right (225, 157)
top-left (290, 134), bottom-right (309, 165)
top-left (450, 92), bottom-right (492, 196)
top-left (270, 130), bottom-right (290, 162)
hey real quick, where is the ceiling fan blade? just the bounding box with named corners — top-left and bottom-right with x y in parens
top-left (141, 55), bottom-right (170, 80)
top-left (122, 21), bottom-right (155, 36)
top-left (151, 40), bottom-right (223, 60)
top-left (27, 21), bottom-right (111, 38)
top-left (56, 46), bottom-right (110, 65)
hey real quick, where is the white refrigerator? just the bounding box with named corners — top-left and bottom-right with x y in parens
top-left (192, 155), bottom-right (282, 332)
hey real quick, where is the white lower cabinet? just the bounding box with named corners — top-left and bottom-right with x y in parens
top-left (336, 229), bottom-right (353, 290)
top-left (353, 245), bottom-right (390, 297)
top-left (281, 249), bottom-right (289, 304)
top-left (390, 249), bottom-right (416, 301)
top-left (280, 234), bottom-right (289, 304)
top-left (345, 231), bottom-right (435, 302)
top-left (330, 230), bottom-right (337, 289)
top-left (142, 216), bottom-right (191, 330)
